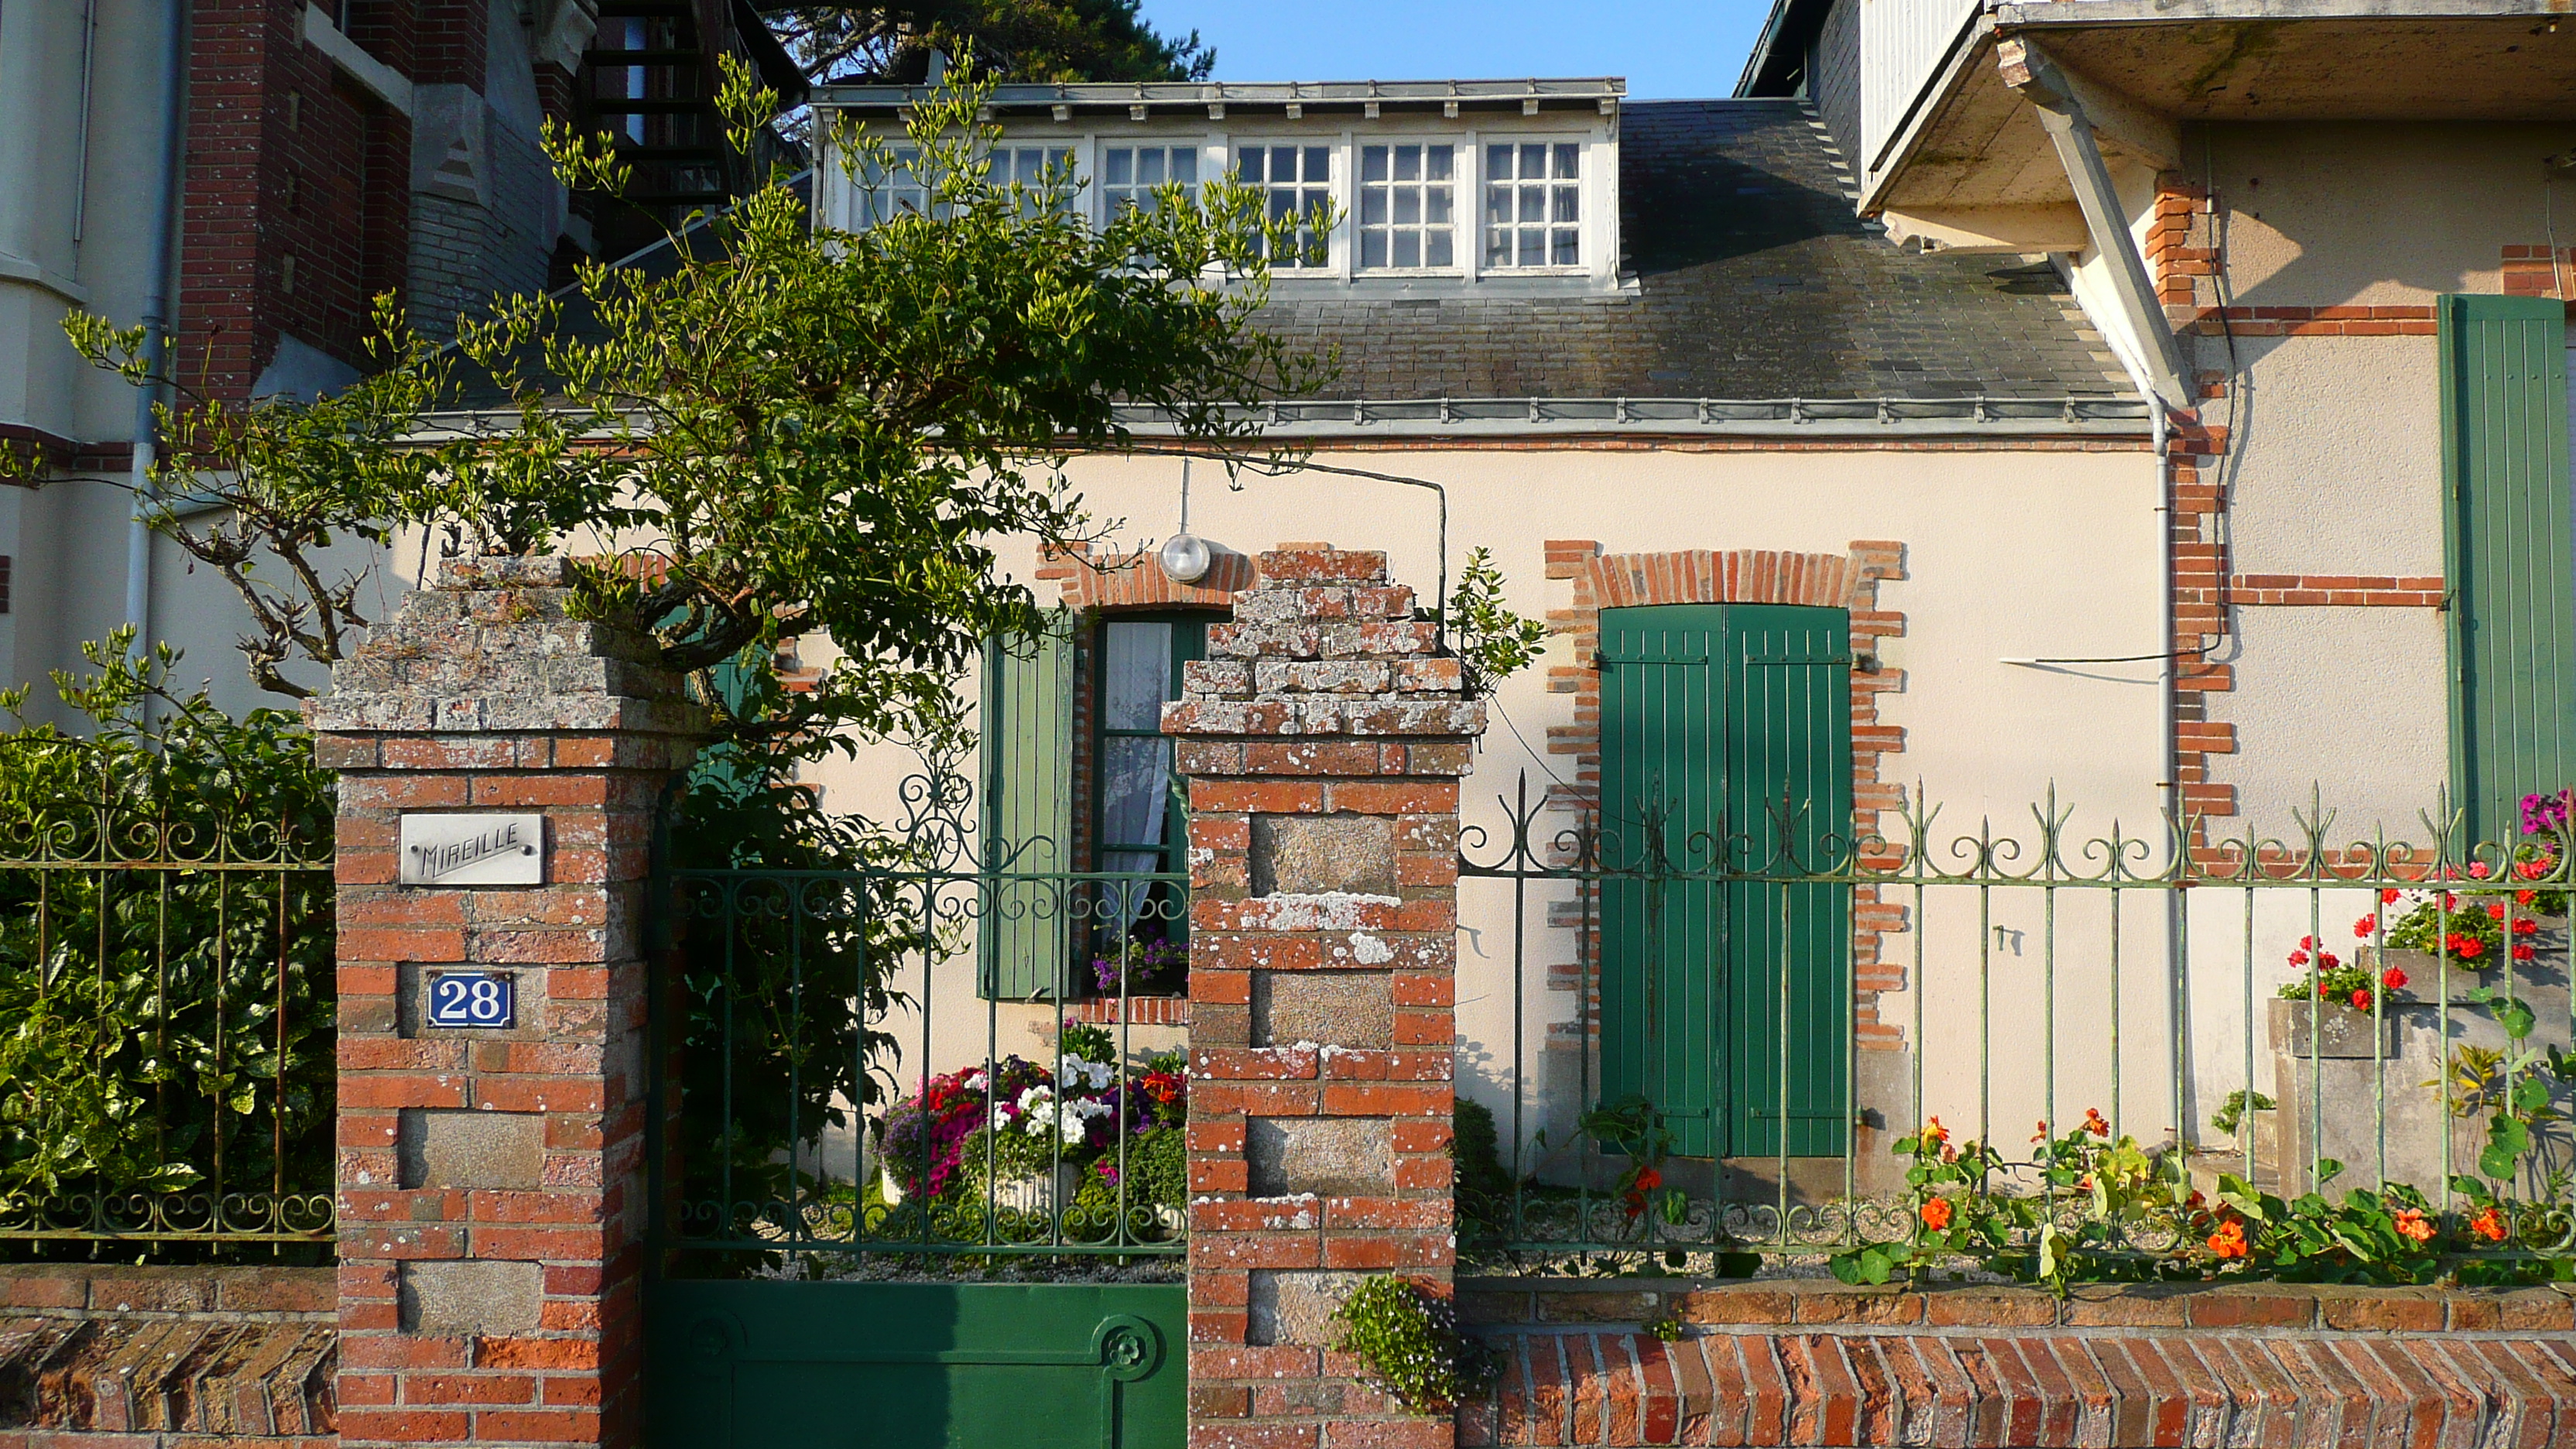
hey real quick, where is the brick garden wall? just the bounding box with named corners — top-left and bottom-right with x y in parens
top-left (0, 1265), bottom-right (337, 1445)
top-left (1462, 1279), bottom-right (2576, 1447)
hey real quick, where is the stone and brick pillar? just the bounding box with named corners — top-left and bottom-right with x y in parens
top-left (1166, 545), bottom-right (1486, 1449)
top-left (311, 557), bottom-right (705, 1449)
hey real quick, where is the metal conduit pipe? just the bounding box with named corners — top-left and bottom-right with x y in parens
top-left (124, 0), bottom-right (187, 653)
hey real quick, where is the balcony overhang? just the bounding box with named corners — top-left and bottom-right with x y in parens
top-left (1869, 0), bottom-right (2576, 216)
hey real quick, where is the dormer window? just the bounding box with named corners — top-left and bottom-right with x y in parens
top-left (1358, 144), bottom-right (1457, 271)
top-left (1101, 144), bottom-right (1201, 216)
top-left (1235, 145), bottom-right (1333, 267)
top-left (1485, 142), bottom-right (1581, 269)
top-left (812, 78), bottom-right (1626, 294)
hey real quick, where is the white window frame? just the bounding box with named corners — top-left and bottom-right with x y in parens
top-left (1094, 138), bottom-right (1209, 226)
top-left (1479, 135), bottom-right (1589, 273)
top-left (1351, 138), bottom-right (1462, 275)
top-left (1222, 136), bottom-right (1340, 272)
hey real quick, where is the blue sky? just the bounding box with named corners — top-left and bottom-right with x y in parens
top-left (1145, 0), bottom-right (1778, 100)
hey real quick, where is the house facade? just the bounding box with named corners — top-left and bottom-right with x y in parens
top-left (0, 0), bottom-right (798, 718)
top-left (1739, 0), bottom-right (2576, 1173)
top-left (803, 79), bottom-right (2177, 1190)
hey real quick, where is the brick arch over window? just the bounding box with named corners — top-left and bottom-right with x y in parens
top-left (1543, 540), bottom-right (1913, 1054)
top-left (1036, 542), bottom-right (1259, 611)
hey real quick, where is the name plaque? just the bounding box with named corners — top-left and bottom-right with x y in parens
top-left (399, 813), bottom-right (545, 887)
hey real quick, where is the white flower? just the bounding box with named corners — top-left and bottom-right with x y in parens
top-left (962, 1071), bottom-right (988, 1094)
top-left (1059, 1057), bottom-right (1115, 1092)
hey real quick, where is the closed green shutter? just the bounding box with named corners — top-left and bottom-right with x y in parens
top-left (2442, 296), bottom-right (2576, 844)
top-left (980, 613), bottom-right (1077, 999)
top-left (1598, 604), bottom-right (1851, 1160)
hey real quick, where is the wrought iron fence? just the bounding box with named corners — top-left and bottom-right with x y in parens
top-left (1460, 770), bottom-right (2576, 1271)
top-left (649, 766), bottom-right (1192, 1266)
top-left (0, 766), bottom-right (336, 1248)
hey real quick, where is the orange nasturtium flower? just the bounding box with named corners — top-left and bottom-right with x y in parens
top-left (2469, 1206), bottom-right (2509, 1243)
top-left (2081, 1108), bottom-right (2111, 1138)
top-left (2207, 1218), bottom-right (2249, 1259)
top-left (2392, 1209), bottom-right (2436, 1245)
top-left (1920, 1197), bottom-right (1954, 1231)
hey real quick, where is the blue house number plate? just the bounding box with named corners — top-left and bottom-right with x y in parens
top-left (426, 971), bottom-right (516, 1029)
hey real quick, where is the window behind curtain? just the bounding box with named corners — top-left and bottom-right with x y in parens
top-left (1095, 618), bottom-right (1208, 940)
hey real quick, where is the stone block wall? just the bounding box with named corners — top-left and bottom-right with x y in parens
top-left (311, 556), bottom-right (704, 1449)
top-left (1166, 544), bottom-right (1485, 1449)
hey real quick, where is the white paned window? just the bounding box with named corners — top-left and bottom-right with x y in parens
top-left (1235, 144), bottom-right (1334, 266)
top-left (1101, 144), bottom-right (1201, 218)
top-left (999, 145), bottom-right (1075, 214)
top-left (1358, 143), bottom-right (1455, 270)
top-left (850, 146), bottom-right (927, 228)
top-left (1485, 141), bottom-right (1581, 268)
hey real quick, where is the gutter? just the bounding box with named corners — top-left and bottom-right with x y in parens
top-left (124, 0), bottom-right (187, 652)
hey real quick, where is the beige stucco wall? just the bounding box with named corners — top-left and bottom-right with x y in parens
top-left (802, 440), bottom-right (2175, 1173)
top-left (2191, 122), bottom-right (2560, 310)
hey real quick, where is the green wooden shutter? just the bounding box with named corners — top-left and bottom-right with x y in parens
top-left (1720, 605), bottom-right (1853, 1160)
top-left (980, 613), bottom-right (1077, 999)
top-left (1598, 604), bottom-right (1851, 1160)
top-left (2442, 295), bottom-right (2576, 844)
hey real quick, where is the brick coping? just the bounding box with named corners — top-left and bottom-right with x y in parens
top-left (0, 1263), bottom-right (335, 1321)
top-left (1459, 1276), bottom-right (2576, 1334)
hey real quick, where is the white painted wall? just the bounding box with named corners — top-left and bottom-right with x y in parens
top-left (800, 442), bottom-right (2174, 1167)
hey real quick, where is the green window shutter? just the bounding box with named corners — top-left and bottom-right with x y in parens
top-left (2442, 295), bottom-right (2576, 844)
top-left (980, 612), bottom-right (1077, 1000)
top-left (1598, 604), bottom-right (1852, 1160)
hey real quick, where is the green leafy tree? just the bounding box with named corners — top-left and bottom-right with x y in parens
top-left (762, 0), bottom-right (1214, 86)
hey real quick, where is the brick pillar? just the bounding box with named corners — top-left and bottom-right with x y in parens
top-left (311, 557), bottom-right (705, 1449)
top-left (1166, 545), bottom-right (1486, 1449)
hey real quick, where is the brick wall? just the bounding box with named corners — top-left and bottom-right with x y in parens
top-left (0, 1264), bottom-right (335, 1444)
top-left (180, 0), bottom-right (411, 402)
top-left (1167, 543), bottom-right (1484, 1449)
top-left (1461, 1279), bottom-right (2576, 1447)
top-left (312, 554), bottom-right (706, 1449)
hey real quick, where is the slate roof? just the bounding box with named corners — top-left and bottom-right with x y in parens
top-left (448, 100), bottom-right (2136, 418)
top-left (1260, 99), bottom-right (2135, 403)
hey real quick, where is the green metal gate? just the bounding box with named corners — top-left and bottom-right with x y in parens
top-left (647, 1281), bottom-right (1183, 1448)
top-left (1595, 603), bottom-right (1853, 1160)
top-left (644, 742), bottom-right (1190, 1449)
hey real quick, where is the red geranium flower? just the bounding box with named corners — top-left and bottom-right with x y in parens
top-left (2469, 862), bottom-right (2494, 879)
top-left (2513, 916), bottom-right (2539, 935)
top-left (2288, 949), bottom-right (2311, 967)
top-left (2514, 943), bottom-right (2537, 962)
top-left (2381, 888), bottom-right (2403, 904)
top-left (2486, 902), bottom-right (2508, 921)
top-left (2516, 889), bottom-right (2538, 905)
top-left (2354, 916), bottom-right (2377, 938)
top-left (2381, 966), bottom-right (2409, 991)
top-left (2457, 937), bottom-right (2485, 961)
top-left (2350, 988), bottom-right (2372, 1012)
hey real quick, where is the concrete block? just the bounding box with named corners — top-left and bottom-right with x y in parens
top-left (399, 1259), bottom-right (542, 1335)
top-left (1248, 1270), bottom-right (1362, 1346)
top-left (1252, 814), bottom-right (1396, 896)
top-left (1255, 972), bottom-right (1393, 1049)
top-left (1247, 1117), bottom-right (1392, 1197)
top-left (399, 1110), bottom-right (544, 1190)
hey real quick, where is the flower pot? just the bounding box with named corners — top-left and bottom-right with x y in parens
top-left (988, 1163), bottom-right (1085, 1215)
